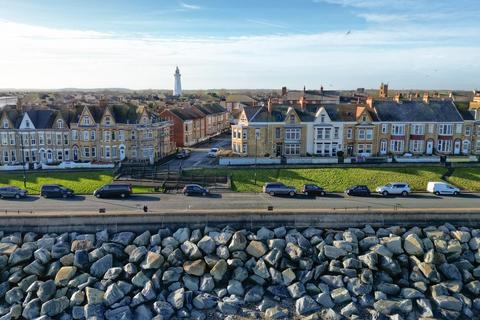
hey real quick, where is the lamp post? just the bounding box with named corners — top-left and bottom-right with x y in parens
top-left (254, 128), bottom-right (260, 185)
top-left (20, 133), bottom-right (27, 188)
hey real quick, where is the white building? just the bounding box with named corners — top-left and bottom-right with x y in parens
top-left (173, 66), bottom-right (182, 96)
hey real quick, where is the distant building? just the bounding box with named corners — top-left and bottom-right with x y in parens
top-left (379, 83), bottom-right (388, 98)
top-left (173, 66), bottom-right (182, 97)
top-left (275, 86), bottom-right (340, 105)
top-left (0, 96), bottom-right (18, 109)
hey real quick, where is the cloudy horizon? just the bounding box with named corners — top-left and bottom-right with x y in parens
top-left (1, 0), bottom-right (479, 90)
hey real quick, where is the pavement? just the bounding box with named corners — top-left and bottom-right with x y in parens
top-left (160, 133), bottom-right (231, 170)
top-left (1, 192), bottom-right (480, 216)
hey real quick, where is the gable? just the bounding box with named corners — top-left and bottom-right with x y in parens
top-left (19, 113), bottom-right (35, 130)
top-left (101, 109), bottom-right (116, 126)
top-left (238, 110), bottom-right (249, 125)
top-left (285, 107), bottom-right (300, 124)
top-left (356, 108), bottom-right (372, 124)
top-left (78, 107), bottom-right (96, 126)
top-left (1, 113), bottom-right (12, 129)
top-left (53, 113), bottom-right (67, 129)
top-left (314, 107), bottom-right (332, 123)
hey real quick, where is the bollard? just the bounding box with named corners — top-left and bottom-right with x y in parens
top-left (99, 208), bottom-right (106, 214)
top-left (267, 206), bottom-right (273, 211)
top-left (143, 205), bottom-right (148, 213)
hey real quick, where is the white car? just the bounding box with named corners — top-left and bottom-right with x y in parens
top-left (427, 182), bottom-right (460, 196)
top-left (208, 148), bottom-right (219, 158)
top-left (376, 183), bottom-right (411, 196)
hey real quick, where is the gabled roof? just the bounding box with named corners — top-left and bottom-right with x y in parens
top-left (110, 105), bottom-right (139, 124)
top-left (226, 94), bottom-right (256, 103)
top-left (168, 107), bottom-right (205, 121)
top-left (1, 106), bottom-right (21, 127)
top-left (194, 104), bottom-right (226, 115)
top-left (373, 100), bottom-right (463, 122)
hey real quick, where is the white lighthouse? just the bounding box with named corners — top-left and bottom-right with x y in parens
top-left (173, 66), bottom-right (182, 96)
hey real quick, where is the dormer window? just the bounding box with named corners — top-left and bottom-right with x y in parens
top-left (25, 120), bottom-right (30, 128)
top-left (82, 116), bottom-right (91, 126)
top-left (289, 115), bottom-right (295, 123)
top-left (320, 115), bottom-right (325, 123)
top-left (105, 116), bottom-right (111, 126)
top-left (3, 120), bottom-right (8, 128)
top-left (57, 119), bottom-right (64, 129)
top-left (362, 115), bottom-right (367, 122)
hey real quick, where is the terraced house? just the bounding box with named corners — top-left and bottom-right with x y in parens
top-left (232, 94), bottom-right (478, 158)
top-left (0, 104), bottom-right (174, 166)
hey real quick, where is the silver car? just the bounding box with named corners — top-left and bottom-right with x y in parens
top-left (376, 183), bottom-right (411, 197)
top-left (263, 182), bottom-right (296, 197)
top-left (0, 186), bottom-right (28, 199)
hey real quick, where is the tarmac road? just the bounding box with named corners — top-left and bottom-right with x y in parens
top-left (1, 192), bottom-right (479, 215)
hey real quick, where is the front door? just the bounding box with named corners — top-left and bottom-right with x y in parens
top-left (426, 140), bottom-right (433, 155)
top-left (47, 150), bottom-right (53, 163)
top-left (453, 139), bottom-right (461, 155)
top-left (275, 143), bottom-right (283, 157)
top-left (119, 145), bottom-right (126, 161)
top-left (380, 140), bottom-right (387, 155)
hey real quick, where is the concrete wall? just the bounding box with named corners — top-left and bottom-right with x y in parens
top-left (219, 157), bottom-right (281, 166)
top-left (286, 157), bottom-right (338, 164)
top-left (395, 156), bottom-right (440, 163)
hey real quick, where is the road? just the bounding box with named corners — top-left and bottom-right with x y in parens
top-left (161, 133), bottom-right (231, 170)
top-left (1, 192), bottom-right (479, 215)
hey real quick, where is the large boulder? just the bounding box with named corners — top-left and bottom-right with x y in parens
top-left (184, 259), bottom-right (206, 276)
top-left (404, 234), bottom-right (424, 256)
top-left (90, 254), bottom-right (113, 278)
top-left (246, 241), bottom-right (267, 258)
top-left (295, 296), bottom-right (321, 316)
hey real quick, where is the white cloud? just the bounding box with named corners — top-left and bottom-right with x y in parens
top-left (0, 20), bottom-right (479, 90)
top-left (179, 2), bottom-right (201, 10)
top-left (357, 13), bottom-right (408, 23)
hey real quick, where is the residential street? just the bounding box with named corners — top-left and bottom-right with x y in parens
top-left (1, 192), bottom-right (479, 215)
top-left (160, 133), bottom-right (231, 170)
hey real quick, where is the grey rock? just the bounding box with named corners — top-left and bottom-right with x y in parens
top-left (133, 231), bottom-right (151, 247)
top-left (140, 251), bottom-right (164, 269)
top-left (257, 227), bottom-right (274, 240)
top-left (404, 234), bottom-right (424, 256)
top-left (167, 288), bottom-right (184, 309)
top-left (227, 280), bottom-right (244, 296)
top-left (141, 281), bottom-right (156, 301)
top-left (193, 293), bottom-right (217, 309)
top-left (22, 298), bottom-right (41, 320)
top-left (5, 287), bottom-right (23, 304)
top-left (210, 259), bottom-right (227, 281)
top-left (324, 245), bottom-right (346, 259)
top-left (245, 240), bottom-right (267, 258)
top-left (285, 242), bottom-right (303, 260)
top-left (200, 275), bottom-right (215, 292)
top-left (330, 287), bottom-right (351, 304)
top-left (129, 246), bottom-right (147, 263)
top-left (8, 247), bottom-right (33, 265)
top-left (132, 271), bottom-right (150, 287)
top-left (183, 259), bottom-right (206, 276)
top-left (38, 280), bottom-right (56, 302)
top-left (181, 241), bottom-right (202, 260)
top-left (197, 236), bottom-right (216, 254)
top-left (153, 301), bottom-right (175, 319)
top-left (288, 282), bottom-right (306, 299)
top-left (173, 227), bottom-right (191, 243)
top-left (374, 299), bottom-right (413, 315)
top-left (433, 295), bottom-right (463, 311)
top-left (105, 306), bottom-right (132, 320)
top-left (90, 254), bottom-right (113, 278)
top-left (315, 292), bottom-right (335, 308)
top-left (265, 306), bottom-right (289, 319)
top-left (40, 296), bottom-right (69, 317)
top-left (111, 232), bottom-right (135, 246)
top-left (134, 304), bottom-right (153, 320)
top-left (244, 285), bottom-right (264, 303)
top-left (84, 303), bottom-right (105, 319)
top-left (295, 295), bottom-right (321, 316)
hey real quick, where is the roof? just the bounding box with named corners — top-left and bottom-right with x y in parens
top-left (110, 105), bottom-right (139, 124)
top-left (168, 107), bottom-right (205, 121)
top-left (194, 104), bottom-right (226, 115)
top-left (373, 100), bottom-right (463, 122)
top-left (26, 109), bottom-right (57, 129)
top-left (225, 94), bottom-right (256, 103)
top-left (458, 109), bottom-right (475, 121)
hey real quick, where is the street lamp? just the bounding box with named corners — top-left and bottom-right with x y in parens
top-left (254, 128), bottom-right (260, 185)
top-left (20, 133), bottom-right (27, 188)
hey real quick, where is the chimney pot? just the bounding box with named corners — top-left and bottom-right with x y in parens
top-left (267, 98), bottom-right (273, 113)
top-left (366, 97), bottom-right (373, 108)
top-left (423, 92), bottom-right (430, 104)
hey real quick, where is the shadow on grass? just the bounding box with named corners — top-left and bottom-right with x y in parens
top-left (0, 196), bottom-right (40, 202)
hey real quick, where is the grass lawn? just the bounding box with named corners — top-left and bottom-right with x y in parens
top-left (0, 170), bottom-right (115, 194)
top-left (188, 167), bottom-right (448, 192)
top-left (446, 167), bottom-right (480, 191)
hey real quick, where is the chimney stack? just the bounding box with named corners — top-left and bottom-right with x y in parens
top-left (379, 82), bottom-right (388, 98)
top-left (281, 86), bottom-right (287, 96)
top-left (267, 98), bottom-right (273, 114)
top-left (299, 96), bottom-right (306, 111)
top-left (366, 97), bottom-right (373, 108)
top-left (394, 92), bottom-right (402, 103)
top-left (423, 92), bottom-right (430, 104)
top-left (320, 86), bottom-right (324, 95)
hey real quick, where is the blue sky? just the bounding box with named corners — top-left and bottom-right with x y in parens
top-left (0, 0), bottom-right (479, 90)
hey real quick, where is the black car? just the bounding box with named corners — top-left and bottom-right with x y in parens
top-left (302, 184), bottom-right (326, 197)
top-left (40, 184), bottom-right (74, 198)
top-left (345, 185), bottom-right (371, 197)
top-left (0, 186), bottom-right (28, 199)
top-left (182, 184), bottom-right (210, 196)
top-left (93, 184), bottom-right (132, 198)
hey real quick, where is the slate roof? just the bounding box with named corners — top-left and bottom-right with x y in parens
top-left (373, 100), bottom-right (463, 122)
top-left (458, 109), bottom-right (475, 121)
top-left (110, 105), bottom-right (139, 124)
top-left (26, 109), bottom-right (57, 129)
top-left (168, 107), bottom-right (205, 121)
top-left (194, 104), bottom-right (226, 115)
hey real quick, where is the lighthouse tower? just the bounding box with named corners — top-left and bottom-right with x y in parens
top-left (173, 66), bottom-right (182, 96)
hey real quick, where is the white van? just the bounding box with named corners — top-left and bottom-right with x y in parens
top-left (427, 182), bottom-right (460, 196)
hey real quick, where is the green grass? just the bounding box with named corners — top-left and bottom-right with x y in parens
top-left (446, 167), bottom-right (480, 191)
top-left (188, 167), bottom-right (448, 192)
top-left (0, 170), bottom-right (115, 195)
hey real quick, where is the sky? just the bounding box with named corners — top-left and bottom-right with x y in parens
top-left (0, 0), bottom-right (479, 90)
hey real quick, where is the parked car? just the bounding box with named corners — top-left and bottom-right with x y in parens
top-left (176, 149), bottom-right (191, 159)
top-left (93, 184), bottom-right (132, 198)
top-left (376, 183), bottom-right (411, 196)
top-left (207, 148), bottom-right (219, 158)
top-left (345, 185), bottom-right (371, 197)
top-left (263, 182), bottom-right (296, 197)
top-left (427, 182), bottom-right (460, 196)
top-left (183, 184), bottom-right (210, 196)
top-left (40, 184), bottom-right (74, 198)
top-left (0, 186), bottom-right (28, 199)
top-left (302, 184), bottom-right (326, 197)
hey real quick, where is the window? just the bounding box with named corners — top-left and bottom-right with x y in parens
top-left (105, 116), bottom-right (111, 126)
top-left (30, 133), bottom-right (36, 145)
top-left (357, 144), bottom-right (372, 154)
top-left (3, 150), bottom-right (8, 162)
top-left (1, 133), bottom-right (7, 145)
top-left (57, 150), bottom-right (63, 161)
top-left (316, 128), bottom-right (324, 140)
top-left (71, 130), bottom-right (78, 141)
top-left (428, 124), bottom-right (434, 134)
top-left (82, 116), bottom-right (90, 126)
top-left (64, 133), bottom-right (69, 145)
top-left (112, 131), bottom-right (116, 141)
top-left (91, 147), bottom-right (96, 158)
top-left (105, 146), bottom-right (111, 158)
top-left (57, 119), bottom-right (63, 129)
top-left (147, 131), bottom-right (153, 139)
top-left (455, 124), bottom-right (462, 134)
top-left (285, 143), bottom-right (300, 155)
top-left (358, 129), bottom-right (365, 140)
top-left (380, 140), bottom-right (388, 154)
top-left (64, 150), bottom-right (69, 161)
top-left (11, 150), bottom-right (16, 162)
top-left (9, 132), bottom-right (15, 145)
top-left (119, 130), bottom-right (125, 141)
top-left (437, 139), bottom-right (452, 152)
top-left (411, 124), bottom-right (425, 135)
top-left (465, 126), bottom-right (471, 136)
top-left (381, 124), bottom-right (388, 134)
top-left (112, 146), bottom-right (117, 157)
top-left (410, 140), bottom-right (424, 153)
top-left (255, 128), bottom-right (260, 139)
top-left (390, 140), bottom-right (404, 153)
top-left (56, 133), bottom-right (62, 145)
top-left (320, 115), bottom-right (325, 123)
top-left (25, 119), bottom-right (30, 128)
top-left (438, 124), bottom-right (453, 135)
top-left (391, 124), bottom-right (405, 135)
top-left (289, 115), bottom-right (295, 123)
top-left (463, 140), bottom-right (470, 154)
top-left (362, 115), bottom-right (367, 122)
top-left (91, 130), bottom-right (96, 141)
top-left (324, 128), bottom-right (331, 139)
top-left (22, 133), bottom-right (29, 146)
top-left (242, 143), bottom-right (247, 154)
top-left (38, 132), bottom-right (44, 145)
top-left (3, 120), bottom-right (8, 128)
top-left (242, 130), bottom-right (247, 140)
top-left (347, 128), bottom-right (353, 139)
top-left (285, 128), bottom-right (301, 140)
top-left (334, 127), bottom-right (339, 139)
top-left (83, 147), bottom-right (90, 157)
top-left (83, 131), bottom-right (89, 141)
top-left (104, 131), bottom-right (110, 142)
top-left (366, 129), bottom-right (373, 140)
